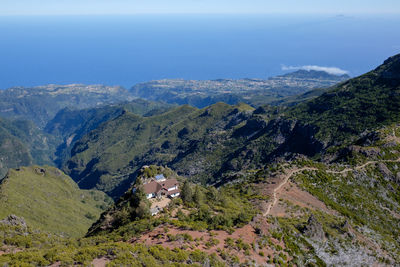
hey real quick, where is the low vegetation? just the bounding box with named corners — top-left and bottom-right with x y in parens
top-left (0, 166), bottom-right (112, 237)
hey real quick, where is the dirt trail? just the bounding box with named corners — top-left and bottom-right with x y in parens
top-left (327, 158), bottom-right (400, 175)
top-left (263, 167), bottom-right (317, 216)
top-left (264, 157), bottom-right (400, 216)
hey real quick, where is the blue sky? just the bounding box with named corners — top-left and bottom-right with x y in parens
top-left (1, 0), bottom-right (400, 15)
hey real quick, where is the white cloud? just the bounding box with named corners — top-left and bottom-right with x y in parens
top-left (281, 65), bottom-right (349, 76)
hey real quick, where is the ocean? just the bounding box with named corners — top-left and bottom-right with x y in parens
top-left (0, 14), bottom-right (399, 89)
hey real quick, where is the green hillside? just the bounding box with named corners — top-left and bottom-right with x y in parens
top-left (289, 53), bottom-right (400, 143)
top-left (45, 99), bottom-right (172, 140)
top-left (64, 103), bottom-right (256, 197)
top-left (64, 54), bottom-right (400, 199)
top-left (0, 54), bottom-right (399, 266)
top-left (0, 166), bottom-right (112, 237)
top-left (0, 98), bottom-right (171, 179)
top-left (45, 99), bottom-right (173, 165)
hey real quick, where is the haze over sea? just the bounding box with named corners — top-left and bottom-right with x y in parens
top-left (0, 14), bottom-right (399, 89)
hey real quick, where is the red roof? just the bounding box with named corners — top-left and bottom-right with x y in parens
top-left (159, 178), bottom-right (179, 190)
top-left (143, 181), bottom-right (162, 194)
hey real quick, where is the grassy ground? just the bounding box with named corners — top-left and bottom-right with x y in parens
top-left (0, 166), bottom-right (112, 237)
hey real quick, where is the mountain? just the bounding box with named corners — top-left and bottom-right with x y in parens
top-left (0, 166), bottom-right (112, 237)
top-left (0, 84), bottom-right (134, 128)
top-left (0, 97), bottom-right (171, 179)
top-left (288, 53), bottom-right (400, 144)
top-left (276, 69), bottom-right (350, 80)
top-left (63, 103), bottom-right (257, 198)
top-left (0, 72), bottom-right (347, 182)
top-left (1, 125), bottom-right (399, 265)
top-left (75, 121), bottom-right (400, 265)
top-left (0, 72), bottom-right (347, 130)
top-left (64, 55), bottom-right (400, 197)
top-left (130, 70), bottom-right (349, 108)
top-left (80, 53), bottom-right (400, 264)
top-left (0, 54), bottom-right (399, 266)
top-left (44, 99), bottom-right (173, 166)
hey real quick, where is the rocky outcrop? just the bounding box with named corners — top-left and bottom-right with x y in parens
top-left (0, 214), bottom-right (27, 228)
top-left (301, 215), bottom-right (325, 241)
top-left (378, 163), bottom-right (393, 181)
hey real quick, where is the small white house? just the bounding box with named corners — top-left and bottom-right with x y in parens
top-left (142, 178), bottom-right (180, 199)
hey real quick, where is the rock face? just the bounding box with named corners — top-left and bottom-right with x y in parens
top-left (0, 214), bottom-right (27, 228)
top-left (302, 215), bottom-right (325, 241)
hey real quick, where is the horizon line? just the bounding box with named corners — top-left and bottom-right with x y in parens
top-left (0, 11), bottom-right (399, 17)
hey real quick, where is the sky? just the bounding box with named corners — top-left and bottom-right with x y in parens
top-left (1, 0), bottom-right (400, 15)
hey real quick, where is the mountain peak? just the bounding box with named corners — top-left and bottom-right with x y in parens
top-left (377, 53), bottom-right (400, 81)
top-left (382, 53), bottom-right (400, 65)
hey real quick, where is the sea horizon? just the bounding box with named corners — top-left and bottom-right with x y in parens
top-left (0, 13), bottom-right (399, 89)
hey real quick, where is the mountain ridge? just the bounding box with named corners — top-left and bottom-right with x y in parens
top-left (0, 54), bottom-right (399, 266)
top-left (63, 54), bottom-right (400, 198)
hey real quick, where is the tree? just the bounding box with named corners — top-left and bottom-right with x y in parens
top-left (206, 187), bottom-right (219, 202)
top-left (129, 177), bottom-right (150, 219)
top-left (135, 201), bottom-right (150, 219)
top-left (181, 180), bottom-right (193, 203)
top-left (193, 186), bottom-right (205, 206)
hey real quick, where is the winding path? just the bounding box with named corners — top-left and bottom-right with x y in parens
top-left (263, 167), bottom-right (317, 216)
top-left (263, 157), bottom-right (400, 216)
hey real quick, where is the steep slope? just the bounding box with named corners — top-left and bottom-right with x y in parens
top-left (0, 166), bottom-right (112, 237)
top-left (87, 123), bottom-right (400, 265)
top-left (0, 84), bottom-right (134, 128)
top-left (0, 55), bottom-right (400, 266)
top-left (64, 103), bottom-right (254, 197)
top-left (130, 70), bottom-right (349, 108)
top-left (65, 54), bottom-right (400, 199)
top-left (217, 53), bottom-right (400, 170)
top-left (289, 53), bottom-right (400, 144)
top-left (0, 126), bottom-right (31, 179)
top-left (45, 99), bottom-right (172, 166)
top-left (0, 118), bottom-right (56, 178)
top-left (45, 99), bottom-right (171, 140)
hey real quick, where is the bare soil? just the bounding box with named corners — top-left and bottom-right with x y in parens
top-left (91, 257), bottom-right (110, 267)
top-left (130, 223), bottom-right (283, 265)
top-left (270, 181), bottom-right (335, 217)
